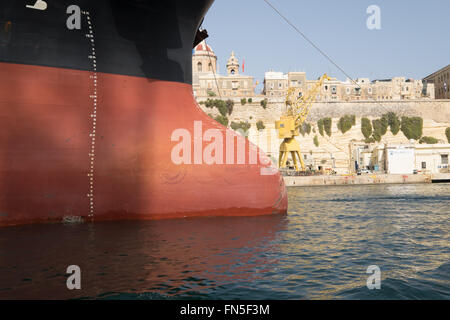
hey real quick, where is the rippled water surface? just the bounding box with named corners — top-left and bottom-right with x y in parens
top-left (0, 184), bottom-right (449, 299)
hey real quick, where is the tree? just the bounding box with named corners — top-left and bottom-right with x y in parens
top-left (299, 122), bottom-right (311, 136)
top-left (317, 119), bottom-right (324, 136)
top-left (204, 99), bottom-right (233, 116)
top-left (361, 118), bottom-right (372, 139)
top-left (248, 98), bottom-right (253, 103)
top-left (214, 115), bottom-right (229, 127)
top-left (384, 112), bottom-right (400, 135)
top-left (304, 122), bottom-right (312, 135)
top-left (338, 115), bottom-right (356, 134)
top-left (231, 121), bottom-right (251, 133)
top-left (372, 118), bottom-right (388, 137)
top-left (401, 117), bottom-right (423, 140)
top-left (260, 99), bottom-right (268, 109)
top-left (323, 118), bottom-right (332, 137)
top-left (446, 128), bottom-right (450, 143)
top-left (256, 120), bottom-right (265, 130)
top-left (313, 135), bottom-right (319, 147)
top-left (225, 99), bottom-right (234, 115)
top-left (240, 98), bottom-right (247, 105)
top-left (419, 136), bottom-right (439, 144)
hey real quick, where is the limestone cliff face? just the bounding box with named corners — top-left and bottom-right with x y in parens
top-left (199, 98), bottom-right (450, 174)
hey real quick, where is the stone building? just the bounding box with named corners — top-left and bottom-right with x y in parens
top-left (264, 72), bottom-right (435, 101)
top-left (192, 41), bottom-right (255, 98)
top-left (424, 65), bottom-right (450, 99)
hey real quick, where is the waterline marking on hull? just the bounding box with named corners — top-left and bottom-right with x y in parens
top-left (84, 10), bottom-right (98, 219)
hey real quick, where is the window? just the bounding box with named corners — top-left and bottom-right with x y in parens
top-left (422, 162), bottom-right (427, 169)
top-left (208, 63), bottom-right (212, 72)
top-left (197, 62), bottom-right (202, 72)
top-left (279, 82), bottom-right (282, 88)
top-left (331, 86), bottom-right (337, 94)
top-left (442, 155), bottom-right (449, 165)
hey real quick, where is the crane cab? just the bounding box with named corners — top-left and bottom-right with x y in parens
top-left (275, 116), bottom-right (298, 139)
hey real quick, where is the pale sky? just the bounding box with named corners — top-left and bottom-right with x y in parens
top-left (202, 0), bottom-right (449, 89)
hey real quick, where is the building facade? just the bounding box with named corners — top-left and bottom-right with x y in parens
top-left (423, 65), bottom-right (450, 100)
top-left (264, 72), bottom-right (435, 101)
top-left (352, 143), bottom-right (450, 174)
top-left (192, 41), bottom-right (255, 98)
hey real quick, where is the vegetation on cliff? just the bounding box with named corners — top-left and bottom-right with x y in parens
top-left (231, 121), bottom-right (251, 133)
top-left (214, 115), bottom-right (229, 127)
top-left (317, 118), bottom-right (332, 137)
top-left (323, 118), bottom-right (332, 137)
top-left (256, 120), bottom-right (265, 131)
top-left (361, 118), bottom-right (372, 140)
top-left (401, 116), bottom-right (423, 140)
top-left (371, 117), bottom-right (388, 142)
top-left (300, 122), bottom-right (312, 136)
top-left (419, 136), bottom-right (439, 144)
top-left (260, 99), bottom-right (268, 109)
top-left (384, 112), bottom-right (401, 135)
top-left (313, 135), bottom-right (319, 147)
top-left (337, 115), bottom-right (356, 134)
top-left (204, 99), bottom-right (234, 116)
top-left (317, 119), bottom-right (324, 136)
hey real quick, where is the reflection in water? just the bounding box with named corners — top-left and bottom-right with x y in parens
top-left (0, 184), bottom-right (449, 299)
top-left (0, 215), bottom-right (287, 299)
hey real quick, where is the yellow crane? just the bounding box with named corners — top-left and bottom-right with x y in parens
top-left (275, 73), bottom-right (331, 171)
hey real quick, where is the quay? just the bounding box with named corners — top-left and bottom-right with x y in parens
top-left (284, 173), bottom-right (450, 187)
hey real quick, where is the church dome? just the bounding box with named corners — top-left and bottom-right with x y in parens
top-left (194, 41), bottom-right (215, 55)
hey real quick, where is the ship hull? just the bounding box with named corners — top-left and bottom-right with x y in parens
top-left (0, 62), bottom-right (287, 226)
top-left (0, 0), bottom-right (287, 226)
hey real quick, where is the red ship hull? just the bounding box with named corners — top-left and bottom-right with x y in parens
top-left (0, 62), bottom-right (287, 226)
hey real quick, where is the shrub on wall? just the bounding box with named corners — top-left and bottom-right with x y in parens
top-left (304, 122), bottom-right (312, 135)
top-left (204, 99), bottom-right (232, 117)
top-left (361, 118), bottom-right (372, 139)
top-left (225, 99), bottom-right (234, 115)
top-left (299, 122), bottom-right (312, 136)
top-left (419, 136), bottom-right (439, 144)
top-left (401, 116), bottom-right (423, 140)
top-left (214, 115), bottom-right (229, 127)
top-left (337, 115), bottom-right (356, 134)
top-left (383, 112), bottom-right (400, 135)
top-left (317, 119), bottom-right (324, 136)
top-left (323, 118), bottom-right (332, 137)
top-left (260, 99), bottom-right (268, 109)
top-left (372, 118), bottom-right (388, 138)
top-left (240, 98), bottom-right (247, 105)
top-left (231, 121), bottom-right (251, 133)
top-left (256, 120), bottom-right (265, 131)
top-left (313, 135), bottom-right (319, 147)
